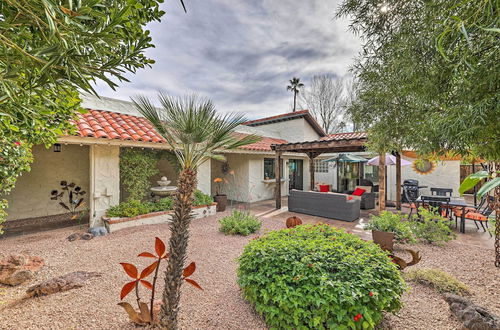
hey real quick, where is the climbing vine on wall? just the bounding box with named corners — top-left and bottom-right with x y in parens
top-left (120, 148), bottom-right (160, 201)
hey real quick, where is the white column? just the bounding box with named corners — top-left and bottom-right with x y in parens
top-left (89, 145), bottom-right (120, 227)
top-left (196, 159), bottom-right (211, 195)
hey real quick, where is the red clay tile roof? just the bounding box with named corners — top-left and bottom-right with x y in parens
top-left (320, 132), bottom-right (367, 141)
top-left (232, 133), bottom-right (288, 151)
top-left (243, 110), bottom-right (326, 137)
top-left (73, 109), bottom-right (167, 143)
top-left (73, 109), bottom-right (287, 151)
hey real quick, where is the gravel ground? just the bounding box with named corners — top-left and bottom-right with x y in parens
top-left (0, 211), bottom-right (498, 329)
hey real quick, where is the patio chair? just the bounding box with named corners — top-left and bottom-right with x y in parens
top-left (420, 196), bottom-right (451, 219)
top-left (453, 196), bottom-right (493, 236)
top-left (430, 188), bottom-right (453, 196)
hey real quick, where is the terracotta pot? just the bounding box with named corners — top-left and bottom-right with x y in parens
top-left (213, 195), bottom-right (227, 212)
top-left (372, 230), bottom-right (395, 252)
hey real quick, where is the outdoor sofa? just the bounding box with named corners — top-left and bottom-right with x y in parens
top-left (288, 190), bottom-right (360, 222)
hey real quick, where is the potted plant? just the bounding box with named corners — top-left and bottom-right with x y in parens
top-left (213, 177), bottom-right (228, 212)
top-left (365, 211), bottom-right (415, 251)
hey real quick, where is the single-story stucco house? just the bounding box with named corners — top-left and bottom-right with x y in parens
top-left (2, 94), bottom-right (473, 235)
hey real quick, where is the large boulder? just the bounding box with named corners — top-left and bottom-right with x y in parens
top-left (0, 254), bottom-right (44, 286)
top-left (445, 294), bottom-right (500, 330)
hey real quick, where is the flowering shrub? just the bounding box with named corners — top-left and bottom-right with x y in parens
top-left (409, 208), bottom-right (455, 245)
top-left (237, 224), bottom-right (405, 329)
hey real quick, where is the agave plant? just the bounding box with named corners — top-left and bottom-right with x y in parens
top-left (132, 93), bottom-right (259, 329)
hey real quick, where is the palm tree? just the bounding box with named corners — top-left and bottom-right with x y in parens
top-left (287, 77), bottom-right (304, 112)
top-left (132, 93), bottom-right (259, 329)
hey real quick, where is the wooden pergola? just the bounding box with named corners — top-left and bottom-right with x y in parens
top-left (270, 133), bottom-right (402, 212)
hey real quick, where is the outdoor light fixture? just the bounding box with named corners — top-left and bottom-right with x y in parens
top-left (53, 143), bottom-right (62, 152)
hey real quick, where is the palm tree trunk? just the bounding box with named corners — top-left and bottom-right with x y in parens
top-left (293, 91), bottom-right (297, 112)
top-left (159, 167), bottom-right (197, 329)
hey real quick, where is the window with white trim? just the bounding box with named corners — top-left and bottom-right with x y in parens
top-left (314, 159), bottom-right (329, 173)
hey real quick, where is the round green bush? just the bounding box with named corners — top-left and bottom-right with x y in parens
top-left (237, 224), bottom-right (405, 329)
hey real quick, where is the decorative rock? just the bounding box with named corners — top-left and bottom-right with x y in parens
top-left (1, 270), bottom-right (33, 286)
top-left (26, 271), bottom-right (101, 297)
top-left (0, 254), bottom-right (44, 286)
top-left (67, 233), bottom-right (81, 242)
top-left (444, 294), bottom-right (500, 329)
top-left (89, 226), bottom-right (108, 237)
top-left (80, 233), bottom-right (93, 240)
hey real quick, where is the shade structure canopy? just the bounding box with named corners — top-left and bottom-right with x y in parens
top-left (322, 154), bottom-right (368, 163)
top-left (367, 153), bottom-right (412, 166)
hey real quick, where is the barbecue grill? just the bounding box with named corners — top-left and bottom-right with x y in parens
top-left (401, 179), bottom-right (420, 203)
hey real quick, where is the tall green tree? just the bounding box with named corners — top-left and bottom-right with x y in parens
top-left (287, 77), bottom-right (304, 112)
top-left (133, 93), bottom-right (259, 329)
top-left (337, 0), bottom-right (499, 265)
top-left (0, 0), bottom-right (168, 232)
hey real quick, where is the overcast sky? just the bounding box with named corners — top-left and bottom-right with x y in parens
top-left (93, 0), bottom-right (361, 119)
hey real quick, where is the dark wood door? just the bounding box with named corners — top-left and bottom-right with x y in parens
top-left (289, 159), bottom-right (303, 190)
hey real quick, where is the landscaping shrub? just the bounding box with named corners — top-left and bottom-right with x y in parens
top-left (106, 191), bottom-right (213, 218)
top-left (405, 268), bottom-right (469, 296)
top-left (410, 208), bottom-right (456, 245)
top-left (237, 224), bottom-right (405, 329)
top-left (219, 210), bottom-right (261, 236)
top-left (365, 211), bottom-right (415, 243)
top-left (193, 190), bottom-right (213, 206)
top-left (120, 148), bottom-right (159, 201)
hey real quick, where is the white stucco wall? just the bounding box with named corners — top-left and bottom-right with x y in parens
top-left (90, 145), bottom-right (120, 227)
top-left (211, 155), bottom-right (250, 202)
top-left (386, 157), bottom-right (461, 200)
top-left (252, 118), bottom-right (320, 143)
top-left (196, 160), bottom-right (211, 195)
top-left (4, 144), bottom-right (90, 221)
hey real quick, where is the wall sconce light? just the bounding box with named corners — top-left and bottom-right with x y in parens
top-left (53, 143), bottom-right (62, 152)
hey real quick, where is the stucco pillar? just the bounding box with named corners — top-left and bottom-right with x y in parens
top-left (196, 159), bottom-right (211, 195)
top-left (89, 145), bottom-right (120, 227)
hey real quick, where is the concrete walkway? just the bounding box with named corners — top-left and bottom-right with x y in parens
top-left (246, 197), bottom-right (494, 249)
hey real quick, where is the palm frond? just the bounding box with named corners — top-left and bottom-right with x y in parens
top-left (132, 93), bottom-right (261, 170)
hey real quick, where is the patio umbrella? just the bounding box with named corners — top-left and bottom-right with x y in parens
top-left (322, 154), bottom-right (368, 163)
top-left (367, 154), bottom-right (411, 166)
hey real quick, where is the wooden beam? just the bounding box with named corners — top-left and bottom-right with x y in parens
top-left (307, 152), bottom-right (318, 191)
top-left (272, 138), bottom-right (367, 152)
top-left (378, 152), bottom-right (386, 212)
top-left (396, 152), bottom-right (402, 210)
top-left (275, 151), bottom-right (282, 209)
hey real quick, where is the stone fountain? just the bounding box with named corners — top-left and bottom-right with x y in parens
top-left (151, 176), bottom-right (177, 197)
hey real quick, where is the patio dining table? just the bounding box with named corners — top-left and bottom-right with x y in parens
top-left (415, 196), bottom-right (469, 233)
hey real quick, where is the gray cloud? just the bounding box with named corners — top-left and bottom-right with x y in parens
top-left (93, 0), bottom-right (361, 119)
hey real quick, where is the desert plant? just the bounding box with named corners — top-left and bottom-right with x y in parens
top-left (238, 224), bottom-right (405, 329)
top-left (410, 208), bottom-right (456, 245)
top-left (50, 181), bottom-right (87, 216)
top-left (365, 211), bottom-right (415, 243)
top-left (118, 237), bottom-right (201, 325)
top-left (193, 190), bottom-right (214, 207)
top-left (405, 268), bottom-right (469, 296)
top-left (133, 93), bottom-right (259, 329)
top-left (106, 200), bottom-right (153, 218)
top-left (219, 210), bottom-right (261, 236)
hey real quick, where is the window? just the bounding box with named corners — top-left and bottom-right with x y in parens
top-left (264, 158), bottom-right (283, 180)
top-left (314, 159), bottom-right (329, 173)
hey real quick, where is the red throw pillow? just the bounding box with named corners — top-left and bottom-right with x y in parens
top-left (347, 196), bottom-right (354, 201)
top-left (352, 188), bottom-right (366, 196)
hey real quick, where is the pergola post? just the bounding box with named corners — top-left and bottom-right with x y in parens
top-left (307, 152), bottom-right (318, 191)
top-left (275, 151), bottom-right (282, 209)
top-left (396, 152), bottom-right (402, 210)
top-left (378, 152), bottom-right (386, 212)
